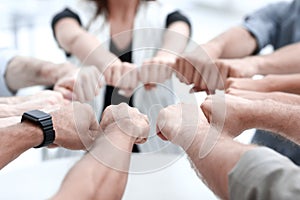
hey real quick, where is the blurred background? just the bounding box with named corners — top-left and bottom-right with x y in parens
top-left (0, 0), bottom-right (290, 192)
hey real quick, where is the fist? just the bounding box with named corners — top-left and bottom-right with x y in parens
top-left (139, 56), bottom-right (174, 90)
top-left (100, 103), bottom-right (150, 144)
top-left (201, 94), bottom-right (254, 137)
top-left (156, 103), bottom-right (208, 150)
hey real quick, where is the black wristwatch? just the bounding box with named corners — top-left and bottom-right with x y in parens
top-left (21, 110), bottom-right (56, 148)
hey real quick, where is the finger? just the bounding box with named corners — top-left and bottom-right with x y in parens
top-left (55, 86), bottom-right (73, 100)
top-left (157, 132), bottom-right (168, 141)
top-left (183, 62), bottom-right (194, 85)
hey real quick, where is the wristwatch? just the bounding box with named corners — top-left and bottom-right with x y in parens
top-left (21, 110), bottom-right (56, 148)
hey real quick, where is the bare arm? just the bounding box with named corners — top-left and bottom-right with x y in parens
top-left (0, 122), bottom-right (43, 169)
top-left (156, 21), bottom-right (190, 58)
top-left (52, 103), bottom-right (149, 200)
top-left (201, 94), bottom-right (300, 145)
top-left (5, 56), bottom-right (74, 92)
top-left (156, 103), bottom-right (256, 199)
top-left (51, 130), bottom-right (133, 200)
top-left (226, 74), bottom-right (300, 95)
top-left (227, 89), bottom-right (300, 105)
top-left (203, 26), bottom-right (257, 59)
top-left (54, 18), bottom-right (119, 73)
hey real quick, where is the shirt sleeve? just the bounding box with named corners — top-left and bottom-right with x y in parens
top-left (0, 48), bottom-right (18, 96)
top-left (166, 10), bottom-right (191, 29)
top-left (242, 1), bottom-right (293, 53)
top-left (229, 147), bottom-right (300, 200)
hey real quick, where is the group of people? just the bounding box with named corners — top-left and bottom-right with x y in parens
top-left (1, 0), bottom-right (300, 199)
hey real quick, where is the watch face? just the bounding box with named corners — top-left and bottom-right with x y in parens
top-left (25, 110), bottom-right (51, 121)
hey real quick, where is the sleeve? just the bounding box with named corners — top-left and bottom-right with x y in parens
top-left (51, 8), bottom-right (82, 41)
top-left (165, 10), bottom-right (191, 29)
top-left (0, 48), bottom-right (18, 96)
top-left (242, 1), bottom-right (293, 53)
top-left (229, 147), bottom-right (300, 200)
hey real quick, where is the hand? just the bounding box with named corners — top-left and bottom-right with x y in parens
top-left (100, 103), bottom-right (150, 144)
top-left (174, 47), bottom-right (222, 93)
top-left (104, 60), bottom-right (139, 97)
top-left (215, 57), bottom-right (259, 79)
top-left (156, 103), bottom-right (208, 150)
top-left (225, 76), bottom-right (272, 92)
top-left (201, 94), bottom-right (255, 137)
top-left (54, 66), bottom-right (103, 102)
top-left (8, 91), bottom-right (67, 117)
top-left (139, 55), bottom-right (174, 90)
top-left (50, 102), bottom-right (100, 150)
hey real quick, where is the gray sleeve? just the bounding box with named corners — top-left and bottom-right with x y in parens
top-left (0, 48), bottom-right (18, 97)
top-left (242, 1), bottom-right (293, 52)
top-left (229, 147), bottom-right (300, 200)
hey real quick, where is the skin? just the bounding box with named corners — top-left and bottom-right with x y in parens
top-left (174, 26), bottom-right (300, 93)
top-left (173, 26), bottom-right (257, 92)
top-left (52, 103), bottom-right (150, 200)
top-left (201, 94), bottom-right (300, 145)
top-left (54, 0), bottom-right (190, 93)
top-left (0, 91), bottom-right (65, 118)
top-left (156, 103), bottom-right (256, 199)
top-left (227, 88), bottom-right (300, 105)
top-left (0, 102), bottom-right (99, 169)
top-left (3, 56), bottom-right (101, 103)
top-left (226, 74), bottom-right (300, 95)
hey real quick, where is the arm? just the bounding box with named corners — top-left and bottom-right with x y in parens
top-left (226, 74), bottom-right (300, 95)
top-left (54, 18), bottom-right (118, 73)
top-left (52, 103), bottom-right (149, 200)
top-left (156, 103), bottom-right (255, 199)
top-left (227, 88), bottom-right (300, 105)
top-left (201, 94), bottom-right (300, 145)
top-left (140, 14), bottom-right (191, 89)
top-left (0, 102), bottom-right (100, 169)
top-left (5, 56), bottom-right (74, 92)
top-left (0, 121), bottom-right (43, 169)
top-left (203, 26), bottom-right (257, 59)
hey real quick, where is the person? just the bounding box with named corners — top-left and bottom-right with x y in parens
top-left (1, 101), bottom-right (149, 200)
top-left (0, 102), bottom-right (99, 169)
top-left (173, 0), bottom-right (300, 163)
top-left (0, 47), bottom-right (102, 103)
top-left (156, 103), bottom-right (300, 199)
top-left (51, 0), bottom-right (191, 152)
top-left (51, 103), bottom-right (149, 199)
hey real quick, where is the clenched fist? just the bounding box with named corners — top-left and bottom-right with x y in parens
top-left (100, 103), bottom-right (150, 144)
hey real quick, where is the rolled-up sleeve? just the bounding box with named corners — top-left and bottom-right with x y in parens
top-left (0, 48), bottom-right (17, 96)
top-left (242, 1), bottom-right (292, 52)
top-left (229, 147), bottom-right (300, 200)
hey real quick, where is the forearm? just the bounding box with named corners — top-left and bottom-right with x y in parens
top-left (186, 129), bottom-right (255, 199)
top-left (203, 26), bottom-right (257, 59)
top-left (157, 22), bottom-right (190, 58)
top-left (256, 43), bottom-right (300, 75)
top-left (5, 56), bottom-right (68, 91)
top-left (263, 74), bottom-right (300, 94)
top-left (247, 100), bottom-right (300, 144)
top-left (0, 122), bottom-right (42, 169)
top-left (52, 130), bottom-right (133, 200)
top-left (55, 19), bottom-right (119, 73)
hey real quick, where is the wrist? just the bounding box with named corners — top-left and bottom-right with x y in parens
top-left (102, 125), bottom-right (135, 151)
top-left (155, 51), bottom-right (177, 59)
top-left (246, 56), bottom-right (265, 76)
top-left (18, 121), bottom-right (44, 148)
